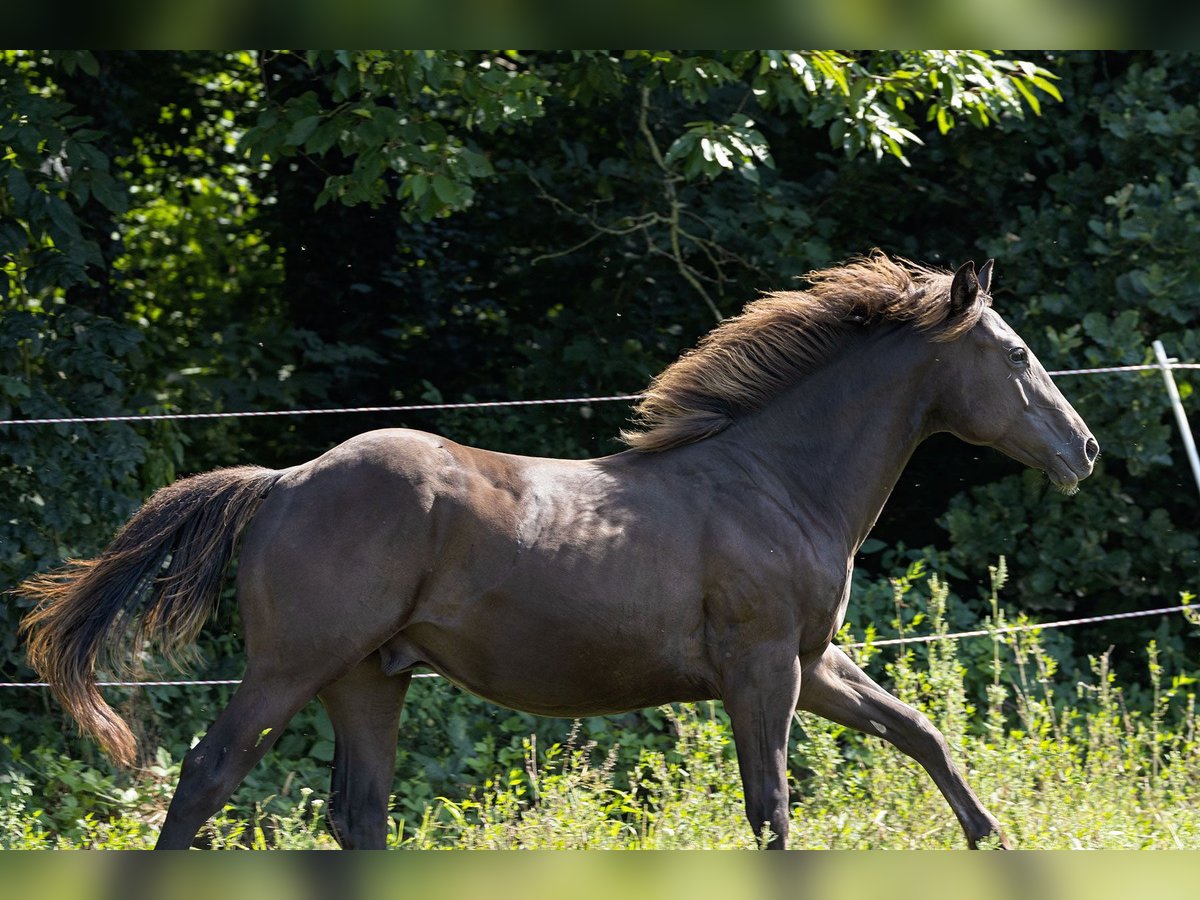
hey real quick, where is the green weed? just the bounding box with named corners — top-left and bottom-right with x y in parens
top-left (3, 561), bottom-right (1196, 849)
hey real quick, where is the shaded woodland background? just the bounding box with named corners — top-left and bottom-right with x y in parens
top-left (2, 51), bottom-right (1198, 825)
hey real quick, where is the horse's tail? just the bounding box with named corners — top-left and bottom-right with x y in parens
top-left (17, 465), bottom-right (283, 767)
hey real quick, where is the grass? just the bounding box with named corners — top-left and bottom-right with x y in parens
top-left (3, 562), bottom-right (1198, 849)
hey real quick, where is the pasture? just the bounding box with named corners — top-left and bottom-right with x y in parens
top-left (5, 567), bottom-right (1196, 850)
top-left (4, 50), bottom-right (1199, 854)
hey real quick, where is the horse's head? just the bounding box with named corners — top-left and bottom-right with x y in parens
top-left (934, 260), bottom-right (1098, 493)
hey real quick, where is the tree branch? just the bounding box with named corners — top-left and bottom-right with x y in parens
top-left (637, 87), bottom-right (723, 323)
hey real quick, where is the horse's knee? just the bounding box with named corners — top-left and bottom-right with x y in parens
top-left (888, 707), bottom-right (950, 760)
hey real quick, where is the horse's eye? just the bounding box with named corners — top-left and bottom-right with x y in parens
top-left (1008, 347), bottom-right (1028, 365)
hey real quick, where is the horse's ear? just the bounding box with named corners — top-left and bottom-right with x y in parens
top-left (949, 261), bottom-right (979, 315)
top-left (978, 258), bottom-right (994, 294)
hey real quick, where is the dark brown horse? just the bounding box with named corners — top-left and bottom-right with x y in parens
top-left (20, 252), bottom-right (1097, 849)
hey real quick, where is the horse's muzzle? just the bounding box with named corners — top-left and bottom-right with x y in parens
top-left (1051, 434), bottom-right (1098, 492)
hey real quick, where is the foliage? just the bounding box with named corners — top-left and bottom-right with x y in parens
top-left (924, 54), bottom-right (1200, 673)
top-left (0, 52), bottom-right (128, 301)
top-left (238, 50), bottom-right (1058, 219)
top-left (3, 571), bottom-right (1197, 849)
top-left (2, 50), bottom-right (1200, 844)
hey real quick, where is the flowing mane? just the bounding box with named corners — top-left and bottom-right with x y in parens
top-left (621, 250), bottom-right (991, 452)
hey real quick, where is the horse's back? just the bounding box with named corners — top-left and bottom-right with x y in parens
top-left (232, 429), bottom-right (624, 646)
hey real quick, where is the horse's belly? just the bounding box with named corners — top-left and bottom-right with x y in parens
top-left (381, 610), bottom-right (714, 716)
top-left (449, 671), bottom-right (713, 718)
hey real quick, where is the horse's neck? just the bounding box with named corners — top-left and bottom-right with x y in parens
top-left (721, 330), bottom-right (937, 553)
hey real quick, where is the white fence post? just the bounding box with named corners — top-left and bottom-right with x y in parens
top-left (1152, 339), bottom-right (1200, 501)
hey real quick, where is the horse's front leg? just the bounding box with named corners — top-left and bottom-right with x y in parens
top-left (797, 644), bottom-right (1009, 848)
top-left (721, 650), bottom-right (802, 849)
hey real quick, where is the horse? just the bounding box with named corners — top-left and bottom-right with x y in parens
top-left (19, 251), bottom-right (1098, 850)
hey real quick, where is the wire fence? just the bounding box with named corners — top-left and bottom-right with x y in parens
top-left (841, 603), bottom-right (1194, 649)
top-left (1, 603), bottom-right (1194, 690)
top-left (0, 673), bottom-right (443, 689)
top-left (0, 394), bottom-right (645, 428)
top-left (1, 354), bottom-right (1197, 691)
top-left (0, 362), bottom-right (1197, 429)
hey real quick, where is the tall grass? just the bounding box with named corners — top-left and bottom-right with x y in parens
top-left (3, 561), bottom-right (1197, 849)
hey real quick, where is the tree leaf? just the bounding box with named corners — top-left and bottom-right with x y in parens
top-left (78, 51), bottom-right (100, 77)
top-left (287, 116), bottom-right (322, 146)
top-left (410, 172), bottom-right (429, 200)
top-left (431, 174), bottom-right (460, 204)
top-left (1012, 77), bottom-right (1041, 116)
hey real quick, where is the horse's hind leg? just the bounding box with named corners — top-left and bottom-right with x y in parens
top-left (155, 664), bottom-right (331, 849)
top-left (797, 645), bottom-right (1008, 848)
top-left (317, 655), bottom-right (411, 849)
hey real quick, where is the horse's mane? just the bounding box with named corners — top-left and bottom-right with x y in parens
top-left (621, 250), bottom-right (990, 452)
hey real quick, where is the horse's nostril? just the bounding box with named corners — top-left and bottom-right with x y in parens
top-left (1084, 437), bottom-right (1099, 465)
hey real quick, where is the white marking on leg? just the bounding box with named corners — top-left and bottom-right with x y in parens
top-left (871, 719), bottom-right (888, 735)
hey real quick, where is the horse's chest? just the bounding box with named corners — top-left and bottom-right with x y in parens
top-left (706, 545), bottom-right (851, 651)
